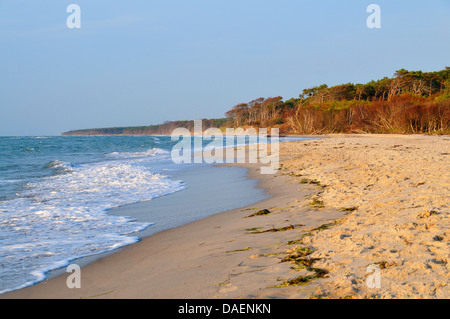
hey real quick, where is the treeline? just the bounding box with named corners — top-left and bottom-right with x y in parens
top-left (62, 118), bottom-right (228, 136)
top-left (225, 67), bottom-right (450, 134)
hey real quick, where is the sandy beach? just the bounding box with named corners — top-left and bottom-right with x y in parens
top-left (2, 134), bottom-right (449, 299)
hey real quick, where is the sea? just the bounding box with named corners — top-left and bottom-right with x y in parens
top-left (0, 135), bottom-right (306, 294)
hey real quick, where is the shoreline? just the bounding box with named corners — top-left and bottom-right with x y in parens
top-left (1, 162), bottom-right (269, 293)
top-left (2, 145), bottom-right (344, 299)
top-left (2, 134), bottom-right (448, 299)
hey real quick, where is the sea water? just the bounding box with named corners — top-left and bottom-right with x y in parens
top-left (0, 135), bottom-right (306, 294)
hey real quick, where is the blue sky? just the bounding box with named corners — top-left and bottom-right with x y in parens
top-left (0, 0), bottom-right (449, 136)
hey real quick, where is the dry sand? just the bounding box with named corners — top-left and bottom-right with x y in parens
top-left (2, 134), bottom-right (449, 299)
top-left (279, 134), bottom-right (449, 298)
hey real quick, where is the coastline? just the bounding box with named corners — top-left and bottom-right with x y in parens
top-left (2, 134), bottom-right (449, 299)
top-left (0, 161), bottom-right (269, 292)
top-left (2, 142), bottom-right (342, 299)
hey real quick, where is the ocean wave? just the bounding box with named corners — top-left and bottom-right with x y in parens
top-left (0, 160), bottom-right (185, 294)
top-left (44, 160), bottom-right (74, 174)
top-left (106, 147), bottom-right (169, 159)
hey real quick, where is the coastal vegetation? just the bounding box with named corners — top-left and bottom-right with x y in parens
top-left (62, 119), bottom-right (228, 136)
top-left (62, 68), bottom-right (450, 136)
top-left (225, 67), bottom-right (450, 135)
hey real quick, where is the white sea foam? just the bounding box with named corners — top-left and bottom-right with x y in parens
top-left (106, 147), bottom-right (169, 159)
top-left (0, 157), bottom-right (185, 294)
